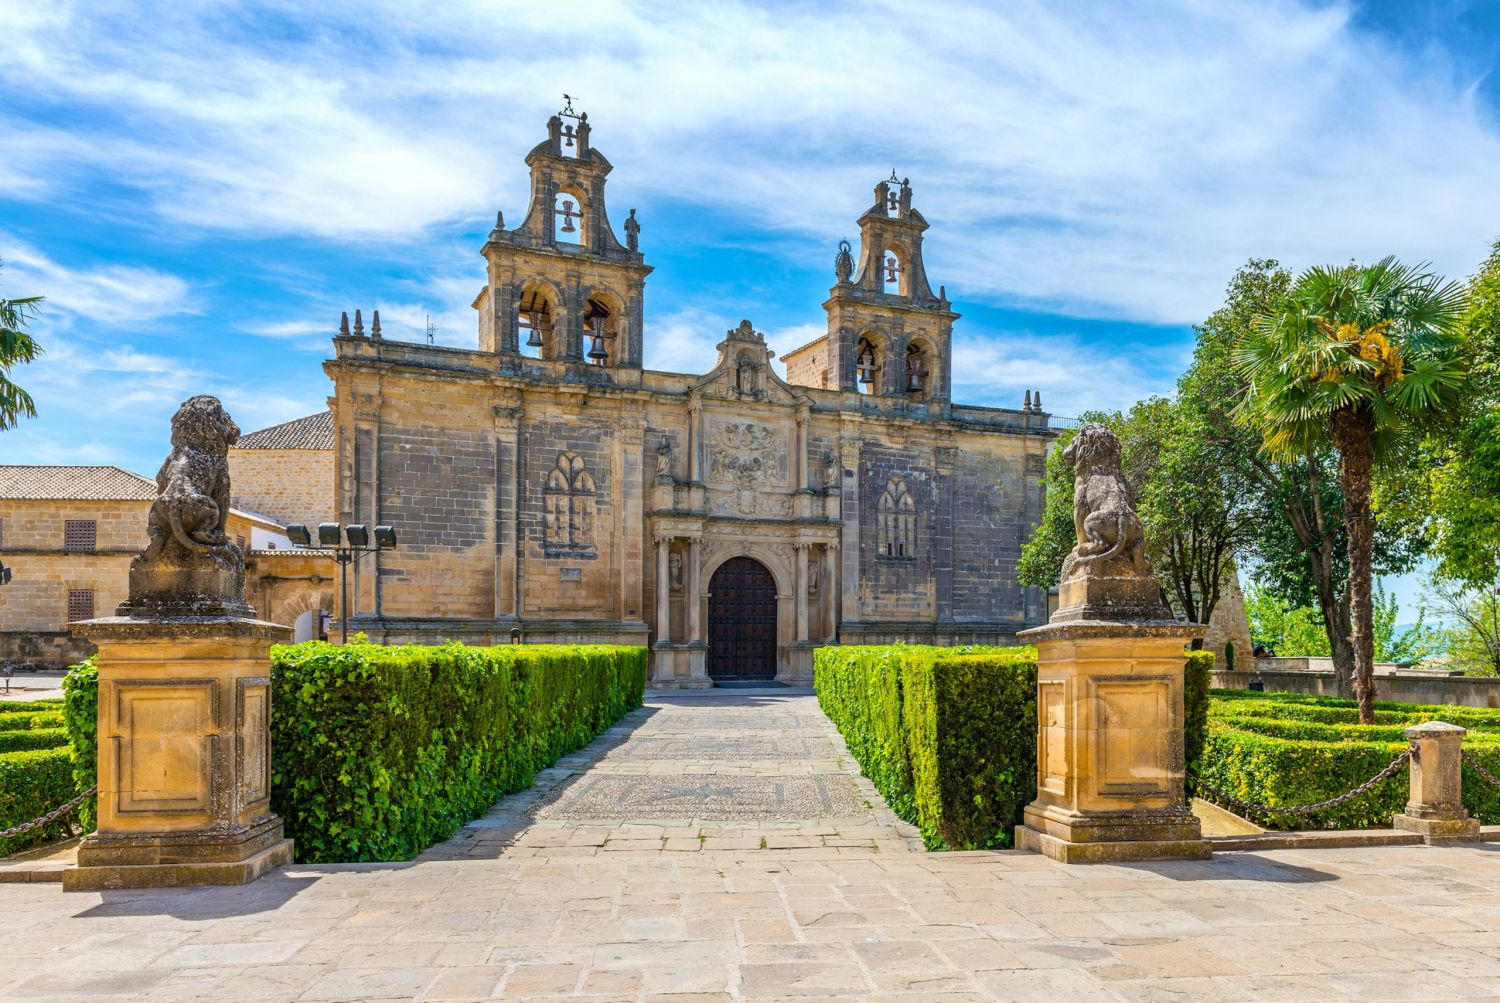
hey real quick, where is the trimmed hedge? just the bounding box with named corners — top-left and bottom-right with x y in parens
top-left (1201, 690), bottom-right (1500, 829)
top-left (0, 747), bottom-right (76, 856)
top-left (0, 699), bottom-right (63, 715)
top-left (0, 728), bottom-right (68, 754)
top-left (270, 640), bottom-right (647, 863)
top-left (817, 644), bottom-right (1214, 850)
top-left (0, 709), bottom-right (65, 731)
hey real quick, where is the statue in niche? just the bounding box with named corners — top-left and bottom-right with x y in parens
top-left (808, 551), bottom-right (820, 595)
top-left (735, 355), bottom-right (757, 395)
top-left (669, 549), bottom-right (683, 592)
top-left (655, 437), bottom-right (673, 479)
top-left (823, 451), bottom-right (839, 489)
top-left (119, 395), bottom-right (253, 617)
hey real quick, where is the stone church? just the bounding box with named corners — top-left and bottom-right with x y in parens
top-left (324, 106), bottom-right (1055, 686)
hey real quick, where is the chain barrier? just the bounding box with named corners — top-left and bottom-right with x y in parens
top-left (1462, 749), bottom-right (1500, 790)
top-left (1190, 749), bottom-right (1411, 819)
top-left (0, 785), bottom-right (97, 842)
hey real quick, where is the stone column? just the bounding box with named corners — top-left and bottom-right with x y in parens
top-left (655, 535), bottom-right (672, 645)
top-left (687, 538), bottom-right (702, 642)
top-left (1393, 722), bottom-right (1481, 844)
top-left (794, 543), bottom-right (810, 642)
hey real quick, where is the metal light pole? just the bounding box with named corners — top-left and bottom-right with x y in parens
top-left (284, 523), bottom-right (397, 644)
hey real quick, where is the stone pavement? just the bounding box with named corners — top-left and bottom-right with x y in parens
top-left (6, 689), bottom-right (1500, 1001)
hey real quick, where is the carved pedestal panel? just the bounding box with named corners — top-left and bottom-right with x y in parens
top-left (63, 616), bottom-right (294, 891)
top-left (1016, 620), bottom-right (1210, 863)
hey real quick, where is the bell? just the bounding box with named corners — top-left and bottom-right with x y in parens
top-left (563, 124), bottom-right (575, 148)
top-left (885, 192), bottom-right (899, 213)
top-left (587, 334), bottom-right (609, 363)
top-left (907, 368), bottom-right (925, 392)
top-left (884, 257), bottom-right (899, 283)
top-left (526, 325), bottom-right (543, 348)
top-left (560, 201), bottom-right (577, 233)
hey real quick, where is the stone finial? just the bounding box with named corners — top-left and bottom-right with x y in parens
top-left (1053, 422), bottom-right (1168, 622)
top-left (1024, 389), bottom-right (1033, 410)
top-left (1034, 390), bottom-right (1042, 411)
top-left (834, 239), bottom-right (853, 283)
top-left (116, 396), bottom-right (253, 618)
top-left (339, 311), bottom-right (350, 338)
top-left (370, 310), bottom-right (382, 340)
top-left (353, 309), bottom-right (364, 337)
top-left (495, 210), bottom-right (505, 230)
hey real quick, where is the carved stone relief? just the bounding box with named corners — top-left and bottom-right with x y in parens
top-left (706, 418), bottom-right (793, 518)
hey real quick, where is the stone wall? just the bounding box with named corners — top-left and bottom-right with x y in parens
top-left (0, 499), bottom-right (145, 658)
top-left (227, 448), bottom-right (334, 527)
top-left (1215, 664), bottom-right (1500, 709)
top-left (782, 339), bottom-right (830, 389)
top-left (1201, 564), bottom-right (1252, 670)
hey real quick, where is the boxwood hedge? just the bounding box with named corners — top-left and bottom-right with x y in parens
top-left (0, 747), bottom-right (76, 857)
top-left (269, 640), bottom-right (647, 863)
top-left (1200, 689), bottom-right (1500, 830)
top-left (816, 644), bottom-right (1215, 850)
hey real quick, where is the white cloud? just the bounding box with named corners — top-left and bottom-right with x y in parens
top-left (3, 0), bottom-right (1499, 328)
top-left (0, 233), bottom-right (193, 325)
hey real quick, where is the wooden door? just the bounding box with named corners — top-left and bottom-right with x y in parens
top-left (707, 557), bottom-right (778, 681)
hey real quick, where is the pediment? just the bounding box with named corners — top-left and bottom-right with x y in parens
top-left (691, 320), bottom-right (810, 407)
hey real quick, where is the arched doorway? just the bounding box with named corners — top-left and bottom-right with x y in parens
top-left (707, 556), bottom-right (777, 682)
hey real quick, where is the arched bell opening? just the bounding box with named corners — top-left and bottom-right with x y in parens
top-left (553, 190), bottom-right (585, 246)
top-left (517, 284), bottom-right (559, 359)
top-left (855, 334), bottom-right (884, 395)
top-left (904, 338), bottom-right (933, 399)
top-left (583, 292), bottom-right (623, 367)
top-left (882, 246), bottom-right (905, 296)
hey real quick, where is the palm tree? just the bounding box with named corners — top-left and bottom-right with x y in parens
top-left (1234, 258), bottom-right (1468, 723)
top-left (0, 262), bottom-right (44, 430)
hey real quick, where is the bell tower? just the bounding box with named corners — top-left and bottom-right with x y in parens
top-left (475, 97), bottom-right (652, 372)
top-left (823, 173), bottom-right (957, 401)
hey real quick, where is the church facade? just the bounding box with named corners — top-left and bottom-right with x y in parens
top-left (324, 108), bottom-right (1055, 686)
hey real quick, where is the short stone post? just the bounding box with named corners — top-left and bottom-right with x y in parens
top-left (1015, 423), bottom-right (1210, 863)
top-left (1393, 722), bottom-right (1480, 845)
top-left (63, 396), bottom-right (294, 891)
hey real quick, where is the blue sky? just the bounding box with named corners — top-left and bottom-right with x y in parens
top-left (3, 0), bottom-right (1499, 617)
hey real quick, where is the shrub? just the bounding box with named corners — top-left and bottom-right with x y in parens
top-left (0, 699), bottom-right (63, 715)
top-left (0, 728), bottom-right (68, 754)
top-left (270, 640), bottom-right (647, 863)
top-left (0, 747), bottom-right (76, 856)
top-left (818, 644), bottom-right (1213, 850)
top-left (902, 650), bottom-right (1036, 849)
top-left (62, 660), bottom-right (99, 832)
top-left (0, 709), bottom-right (65, 731)
top-left (1201, 689), bottom-right (1500, 829)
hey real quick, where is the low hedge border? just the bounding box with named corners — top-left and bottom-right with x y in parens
top-left (0, 728), bottom-right (68, 754)
top-left (817, 645), bottom-right (1214, 851)
top-left (0, 747), bottom-right (76, 856)
top-left (0, 710), bottom-right (65, 731)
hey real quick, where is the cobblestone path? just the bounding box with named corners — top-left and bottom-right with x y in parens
top-left (8, 688), bottom-right (1500, 1000)
top-left (422, 687), bottom-right (925, 861)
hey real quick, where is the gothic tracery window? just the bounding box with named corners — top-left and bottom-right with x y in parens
top-left (543, 451), bottom-right (596, 554)
top-left (878, 475), bottom-right (916, 559)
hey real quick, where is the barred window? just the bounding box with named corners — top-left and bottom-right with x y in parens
top-left (67, 589), bottom-right (95, 622)
top-left (63, 520), bottom-right (97, 552)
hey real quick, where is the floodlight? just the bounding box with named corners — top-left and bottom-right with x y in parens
top-left (317, 523), bottom-right (342, 547)
top-left (374, 526), bottom-right (397, 549)
top-left (344, 524), bottom-right (369, 548)
top-left (285, 524), bottom-right (312, 547)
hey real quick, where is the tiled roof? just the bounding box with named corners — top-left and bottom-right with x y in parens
top-left (236, 411), bottom-right (334, 450)
top-left (0, 465), bottom-right (156, 501)
top-left (780, 334), bottom-right (828, 358)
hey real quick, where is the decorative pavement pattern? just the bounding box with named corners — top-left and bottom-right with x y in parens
top-left (7, 689), bottom-right (1500, 1001)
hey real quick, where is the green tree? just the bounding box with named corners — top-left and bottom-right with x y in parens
top-left (1244, 582), bottom-right (1330, 656)
top-left (1418, 239), bottom-right (1500, 587)
top-left (1234, 258), bottom-right (1468, 722)
top-left (1424, 577), bottom-right (1500, 676)
top-left (0, 262), bottom-right (44, 430)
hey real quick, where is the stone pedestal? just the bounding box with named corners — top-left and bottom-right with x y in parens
top-left (63, 616), bottom-right (295, 891)
top-left (651, 642), bottom-right (710, 689)
top-left (1015, 619), bottom-right (1211, 863)
top-left (1393, 721), bottom-right (1481, 845)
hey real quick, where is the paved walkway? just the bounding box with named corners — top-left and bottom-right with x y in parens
top-left (6, 690), bottom-right (1500, 1001)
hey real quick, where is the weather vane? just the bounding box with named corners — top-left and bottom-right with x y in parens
top-left (560, 93), bottom-right (582, 119)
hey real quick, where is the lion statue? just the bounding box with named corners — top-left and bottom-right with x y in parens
top-left (139, 395), bottom-right (241, 567)
top-left (1060, 422), bottom-right (1149, 577)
